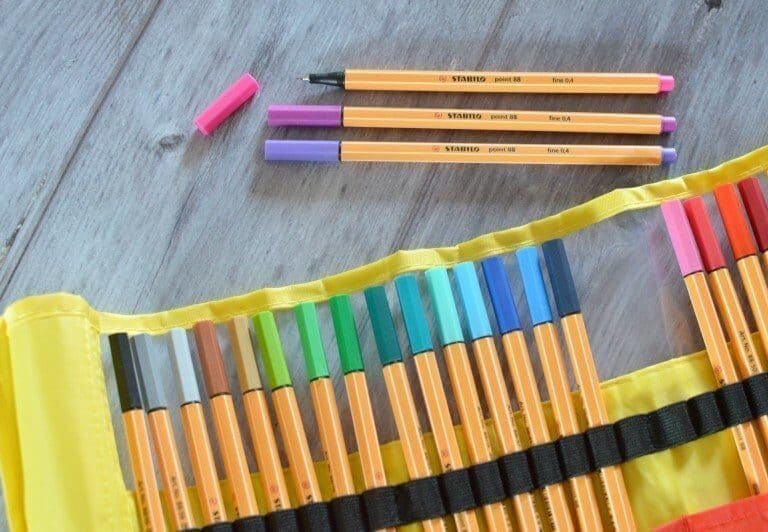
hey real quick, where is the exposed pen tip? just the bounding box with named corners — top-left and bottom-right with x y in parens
top-left (298, 76), bottom-right (309, 81)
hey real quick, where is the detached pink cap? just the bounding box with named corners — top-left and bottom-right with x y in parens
top-left (661, 200), bottom-right (703, 277)
top-left (268, 105), bottom-right (342, 127)
top-left (195, 73), bottom-right (260, 135)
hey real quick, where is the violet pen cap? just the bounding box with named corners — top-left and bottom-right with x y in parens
top-left (264, 140), bottom-right (340, 162)
top-left (268, 105), bottom-right (343, 127)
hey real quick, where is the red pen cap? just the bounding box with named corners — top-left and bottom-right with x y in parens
top-left (714, 184), bottom-right (757, 260)
top-left (738, 177), bottom-right (768, 253)
top-left (683, 197), bottom-right (726, 272)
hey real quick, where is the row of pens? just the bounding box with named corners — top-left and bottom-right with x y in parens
top-left (110, 176), bottom-right (768, 532)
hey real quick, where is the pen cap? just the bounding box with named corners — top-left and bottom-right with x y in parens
top-left (683, 197), bottom-right (727, 271)
top-left (394, 274), bottom-right (434, 354)
top-left (166, 328), bottom-right (202, 405)
top-left (714, 184), bottom-right (758, 260)
top-left (364, 286), bottom-right (403, 365)
top-left (268, 105), bottom-right (343, 127)
top-left (132, 334), bottom-right (168, 411)
top-left (109, 333), bottom-right (143, 412)
top-left (661, 200), bottom-right (704, 276)
top-left (424, 267), bottom-right (464, 345)
top-left (541, 239), bottom-right (582, 317)
top-left (227, 316), bottom-right (263, 392)
top-left (294, 303), bottom-right (330, 380)
top-left (453, 262), bottom-right (492, 341)
top-left (264, 140), bottom-right (340, 162)
top-left (252, 312), bottom-right (292, 389)
top-left (516, 247), bottom-right (553, 326)
top-left (192, 321), bottom-right (231, 397)
top-left (738, 177), bottom-right (768, 252)
top-left (194, 73), bottom-right (260, 135)
top-left (329, 295), bottom-right (365, 374)
top-left (480, 257), bottom-right (522, 334)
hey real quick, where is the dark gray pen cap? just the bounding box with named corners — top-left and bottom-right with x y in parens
top-left (166, 328), bottom-right (202, 405)
top-left (132, 334), bottom-right (168, 411)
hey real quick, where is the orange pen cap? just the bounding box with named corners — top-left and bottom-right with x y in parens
top-left (714, 184), bottom-right (758, 260)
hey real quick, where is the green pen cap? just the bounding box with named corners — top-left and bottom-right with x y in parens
top-left (425, 267), bottom-right (465, 346)
top-left (251, 311), bottom-right (292, 389)
top-left (329, 295), bottom-right (365, 374)
top-left (294, 302), bottom-right (330, 380)
top-left (364, 286), bottom-right (403, 366)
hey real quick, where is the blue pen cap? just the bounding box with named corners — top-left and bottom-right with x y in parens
top-left (453, 262), bottom-right (492, 341)
top-left (542, 239), bottom-right (581, 317)
top-left (424, 267), bottom-right (464, 345)
top-left (394, 274), bottom-right (434, 354)
top-left (516, 247), bottom-right (553, 326)
top-left (481, 257), bottom-right (522, 334)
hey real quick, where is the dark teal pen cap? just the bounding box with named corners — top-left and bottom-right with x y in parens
top-left (329, 294), bottom-right (365, 374)
top-left (481, 256), bottom-right (522, 334)
top-left (452, 262), bottom-right (492, 341)
top-left (394, 274), bottom-right (433, 354)
top-left (364, 286), bottom-right (403, 365)
top-left (516, 247), bottom-right (554, 326)
top-left (294, 302), bottom-right (330, 380)
top-left (424, 267), bottom-right (464, 345)
top-left (542, 239), bottom-right (581, 317)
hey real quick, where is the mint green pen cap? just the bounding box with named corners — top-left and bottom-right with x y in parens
top-left (329, 295), bottom-right (364, 374)
top-left (364, 286), bottom-right (403, 366)
top-left (425, 267), bottom-right (465, 346)
top-left (251, 311), bottom-right (292, 389)
top-left (453, 262), bottom-right (493, 341)
top-left (294, 302), bottom-right (330, 381)
top-left (394, 274), bottom-right (433, 355)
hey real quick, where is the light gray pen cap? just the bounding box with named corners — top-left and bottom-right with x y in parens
top-left (166, 328), bottom-right (202, 405)
top-left (132, 334), bottom-right (167, 411)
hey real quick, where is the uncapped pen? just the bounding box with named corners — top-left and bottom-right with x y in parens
top-left (226, 316), bottom-right (292, 514)
top-left (133, 335), bottom-right (195, 531)
top-left (540, 239), bottom-right (636, 531)
top-left (299, 69), bottom-right (675, 94)
top-left (481, 257), bottom-right (575, 532)
top-left (425, 267), bottom-right (513, 532)
top-left (109, 333), bottom-right (166, 532)
top-left (452, 263), bottom-right (542, 532)
top-left (265, 140), bottom-right (676, 166)
top-left (192, 321), bottom-right (262, 527)
top-left (364, 286), bottom-right (447, 532)
top-left (392, 276), bottom-right (480, 531)
top-left (252, 312), bottom-right (323, 507)
top-left (516, 248), bottom-right (604, 531)
top-left (661, 201), bottom-right (768, 495)
top-left (294, 303), bottom-right (357, 500)
top-left (166, 329), bottom-right (230, 529)
top-left (737, 177), bottom-right (768, 271)
top-left (268, 104), bottom-right (677, 135)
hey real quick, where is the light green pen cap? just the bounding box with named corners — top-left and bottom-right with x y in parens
top-left (251, 311), bottom-right (292, 389)
top-left (329, 295), bottom-right (365, 374)
top-left (294, 302), bottom-right (330, 381)
top-left (425, 267), bottom-right (465, 346)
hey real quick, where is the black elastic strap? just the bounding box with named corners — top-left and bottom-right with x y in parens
top-left (201, 524), bottom-right (233, 532)
top-left (232, 515), bottom-right (265, 532)
top-left (296, 503), bottom-right (332, 532)
top-left (264, 509), bottom-right (299, 532)
top-left (438, 468), bottom-right (475, 513)
top-left (329, 494), bottom-right (366, 532)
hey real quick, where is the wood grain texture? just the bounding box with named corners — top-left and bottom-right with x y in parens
top-left (2, 1), bottom-right (768, 529)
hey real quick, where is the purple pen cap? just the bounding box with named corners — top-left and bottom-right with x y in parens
top-left (662, 148), bottom-right (677, 164)
top-left (661, 116), bottom-right (677, 133)
top-left (268, 105), bottom-right (343, 127)
top-left (264, 140), bottom-right (340, 162)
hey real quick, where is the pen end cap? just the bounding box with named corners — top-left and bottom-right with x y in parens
top-left (662, 148), bottom-right (677, 164)
top-left (659, 75), bottom-right (675, 93)
top-left (661, 116), bottom-right (677, 133)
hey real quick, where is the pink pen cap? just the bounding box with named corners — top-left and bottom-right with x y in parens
top-left (659, 75), bottom-right (675, 93)
top-left (268, 105), bottom-right (343, 127)
top-left (661, 200), bottom-right (704, 277)
top-left (194, 73), bottom-right (260, 135)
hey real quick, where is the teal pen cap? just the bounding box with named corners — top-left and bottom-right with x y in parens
top-left (424, 267), bottom-right (464, 345)
top-left (364, 286), bottom-right (404, 366)
top-left (394, 274), bottom-right (434, 354)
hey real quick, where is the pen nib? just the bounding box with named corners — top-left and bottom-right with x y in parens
top-left (297, 76), bottom-right (309, 81)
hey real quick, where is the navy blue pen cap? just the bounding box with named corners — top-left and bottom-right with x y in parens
top-left (480, 256), bottom-right (522, 334)
top-left (542, 239), bottom-right (581, 317)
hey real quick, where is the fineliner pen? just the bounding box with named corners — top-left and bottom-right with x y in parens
top-left (268, 105), bottom-right (677, 135)
top-left (299, 69), bottom-right (675, 94)
top-left (227, 316), bottom-right (292, 513)
top-left (662, 200), bottom-right (768, 495)
top-left (252, 312), bottom-right (323, 506)
top-left (364, 286), bottom-right (447, 532)
top-left (295, 303), bottom-right (357, 499)
top-left (265, 140), bottom-right (676, 166)
top-left (516, 248), bottom-right (604, 532)
top-left (540, 240), bottom-right (636, 531)
top-left (166, 329), bottom-right (230, 529)
top-left (425, 267), bottom-right (513, 532)
top-left (481, 257), bottom-right (575, 532)
top-left (452, 263), bottom-right (542, 532)
top-left (133, 335), bottom-right (195, 531)
top-left (192, 321), bottom-right (261, 526)
top-left (108, 333), bottom-right (166, 532)
top-left (738, 177), bottom-right (768, 271)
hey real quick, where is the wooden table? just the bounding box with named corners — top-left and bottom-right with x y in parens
top-left (2, 1), bottom-right (767, 529)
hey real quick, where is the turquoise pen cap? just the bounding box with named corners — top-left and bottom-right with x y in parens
top-left (425, 267), bottom-right (464, 345)
top-left (394, 274), bottom-right (433, 354)
top-left (516, 247), bottom-right (553, 326)
top-left (364, 286), bottom-right (403, 366)
top-left (453, 262), bottom-right (492, 341)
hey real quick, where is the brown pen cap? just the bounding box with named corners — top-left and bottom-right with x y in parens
top-left (193, 321), bottom-right (231, 397)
